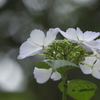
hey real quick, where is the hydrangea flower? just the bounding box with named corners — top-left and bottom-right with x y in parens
top-left (79, 57), bottom-right (100, 79)
top-left (59, 27), bottom-right (100, 51)
top-left (33, 67), bottom-right (61, 84)
top-left (18, 28), bottom-right (59, 59)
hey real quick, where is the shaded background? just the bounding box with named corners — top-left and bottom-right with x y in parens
top-left (0, 0), bottom-right (100, 100)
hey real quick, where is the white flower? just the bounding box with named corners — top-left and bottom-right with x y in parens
top-left (79, 57), bottom-right (100, 79)
top-left (18, 28), bottom-right (60, 59)
top-left (33, 67), bottom-right (61, 84)
top-left (60, 27), bottom-right (99, 42)
top-left (60, 27), bottom-right (100, 51)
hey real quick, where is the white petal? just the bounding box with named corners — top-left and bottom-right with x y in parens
top-left (95, 48), bottom-right (100, 54)
top-left (76, 27), bottom-right (84, 40)
top-left (51, 71), bottom-right (61, 81)
top-left (79, 63), bottom-right (92, 74)
top-left (92, 49), bottom-right (100, 59)
top-left (94, 59), bottom-right (100, 68)
top-left (30, 29), bottom-right (45, 46)
top-left (59, 29), bottom-right (68, 38)
top-left (44, 28), bottom-right (60, 46)
top-left (33, 67), bottom-right (52, 84)
top-left (86, 41), bottom-right (100, 48)
top-left (92, 59), bottom-right (100, 79)
top-left (83, 57), bottom-right (97, 66)
top-left (59, 28), bottom-right (78, 42)
top-left (92, 68), bottom-right (100, 79)
top-left (65, 28), bottom-right (78, 41)
top-left (83, 31), bottom-right (100, 41)
top-left (18, 40), bottom-right (42, 59)
top-left (96, 39), bottom-right (100, 42)
top-left (82, 43), bottom-right (93, 52)
top-left (84, 41), bottom-right (100, 50)
top-left (81, 41), bottom-right (100, 52)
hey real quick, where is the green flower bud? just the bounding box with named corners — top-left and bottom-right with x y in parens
top-left (44, 39), bottom-right (90, 64)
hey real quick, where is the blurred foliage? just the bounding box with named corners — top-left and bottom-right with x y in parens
top-left (0, 0), bottom-right (100, 100)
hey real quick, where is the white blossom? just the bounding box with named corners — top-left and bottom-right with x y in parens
top-left (18, 28), bottom-right (59, 59)
top-left (33, 67), bottom-right (61, 84)
top-left (79, 57), bottom-right (100, 79)
top-left (60, 27), bottom-right (100, 51)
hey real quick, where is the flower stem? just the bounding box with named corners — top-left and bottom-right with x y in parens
top-left (62, 72), bottom-right (68, 100)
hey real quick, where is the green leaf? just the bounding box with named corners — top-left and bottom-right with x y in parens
top-left (58, 82), bottom-right (67, 93)
top-left (36, 61), bottom-right (51, 69)
top-left (46, 60), bottom-right (78, 70)
top-left (36, 60), bottom-right (78, 72)
top-left (67, 80), bottom-right (97, 100)
top-left (57, 66), bottom-right (77, 75)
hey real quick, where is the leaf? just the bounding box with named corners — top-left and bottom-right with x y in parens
top-left (50, 60), bottom-right (78, 74)
top-left (67, 80), bottom-right (97, 100)
top-left (57, 66), bottom-right (77, 75)
top-left (36, 61), bottom-right (51, 69)
top-left (58, 82), bottom-right (67, 93)
top-left (36, 60), bottom-right (78, 72)
top-left (46, 60), bottom-right (78, 70)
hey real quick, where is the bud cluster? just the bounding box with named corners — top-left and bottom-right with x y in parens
top-left (44, 39), bottom-right (90, 64)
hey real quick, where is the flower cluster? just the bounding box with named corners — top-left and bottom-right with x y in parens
top-left (18, 27), bottom-right (100, 83)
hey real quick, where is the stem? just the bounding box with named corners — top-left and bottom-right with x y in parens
top-left (62, 72), bottom-right (68, 100)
